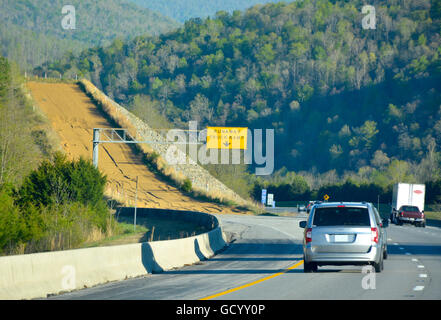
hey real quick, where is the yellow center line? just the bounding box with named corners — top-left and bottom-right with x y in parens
top-left (200, 260), bottom-right (304, 300)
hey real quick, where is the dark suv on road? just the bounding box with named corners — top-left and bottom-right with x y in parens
top-left (299, 202), bottom-right (389, 273)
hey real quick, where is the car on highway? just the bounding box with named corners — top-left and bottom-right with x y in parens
top-left (299, 202), bottom-right (388, 273)
top-left (298, 205), bottom-right (306, 212)
top-left (392, 205), bottom-right (426, 227)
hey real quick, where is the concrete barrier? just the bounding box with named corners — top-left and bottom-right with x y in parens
top-left (0, 210), bottom-right (226, 300)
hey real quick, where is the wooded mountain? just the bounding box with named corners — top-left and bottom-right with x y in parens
top-left (0, 0), bottom-right (178, 71)
top-left (129, 0), bottom-right (293, 22)
top-left (44, 0), bottom-right (441, 177)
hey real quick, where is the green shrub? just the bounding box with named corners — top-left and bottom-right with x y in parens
top-left (181, 178), bottom-right (192, 193)
top-left (18, 152), bottom-right (107, 208)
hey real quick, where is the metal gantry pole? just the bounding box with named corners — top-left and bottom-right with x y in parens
top-left (93, 128), bottom-right (100, 168)
top-left (134, 176), bottom-right (138, 232)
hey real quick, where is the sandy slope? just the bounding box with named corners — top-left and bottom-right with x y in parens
top-left (26, 81), bottom-right (240, 214)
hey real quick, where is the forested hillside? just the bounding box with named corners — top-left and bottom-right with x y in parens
top-left (45, 0), bottom-right (441, 179)
top-left (129, 0), bottom-right (292, 22)
top-left (0, 0), bottom-right (178, 71)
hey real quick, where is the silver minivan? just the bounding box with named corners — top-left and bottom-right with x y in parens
top-left (299, 202), bottom-right (388, 273)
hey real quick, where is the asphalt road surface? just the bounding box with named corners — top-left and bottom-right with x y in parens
top-left (50, 213), bottom-right (441, 300)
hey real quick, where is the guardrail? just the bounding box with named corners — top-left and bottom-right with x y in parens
top-left (0, 209), bottom-right (226, 300)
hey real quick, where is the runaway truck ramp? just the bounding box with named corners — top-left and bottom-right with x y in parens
top-left (26, 81), bottom-right (240, 214)
top-left (79, 79), bottom-right (247, 206)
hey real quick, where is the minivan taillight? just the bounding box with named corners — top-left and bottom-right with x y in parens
top-left (305, 228), bottom-right (312, 243)
top-left (371, 227), bottom-right (379, 243)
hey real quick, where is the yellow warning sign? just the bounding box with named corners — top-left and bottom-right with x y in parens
top-left (206, 127), bottom-right (248, 149)
top-left (324, 194), bottom-right (330, 201)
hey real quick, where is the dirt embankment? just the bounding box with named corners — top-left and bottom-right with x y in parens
top-left (26, 81), bottom-right (244, 214)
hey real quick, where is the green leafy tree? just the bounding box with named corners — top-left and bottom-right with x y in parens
top-left (256, 43), bottom-right (275, 64)
top-left (0, 57), bottom-right (11, 99)
top-left (0, 186), bottom-right (24, 254)
top-left (358, 121), bottom-right (379, 150)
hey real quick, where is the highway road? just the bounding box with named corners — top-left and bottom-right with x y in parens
top-left (49, 213), bottom-right (441, 300)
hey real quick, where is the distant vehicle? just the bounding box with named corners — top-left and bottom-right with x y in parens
top-left (306, 200), bottom-right (322, 213)
top-left (390, 183), bottom-right (425, 227)
top-left (299, 205), bottom-right (306, 212)
top-left (299, 202), bottom-right (388, 273)
top-left (306, 202), bottom-right (313, 213)
top-left (394, 205), bottom-right (426, 227)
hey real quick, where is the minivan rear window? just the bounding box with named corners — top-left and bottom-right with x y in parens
top-left (313, 207), bottom-right (371, 226)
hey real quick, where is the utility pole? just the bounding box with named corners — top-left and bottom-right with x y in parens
top-left (378, 195), bottom-right (380, 213)
top-left (134, 176), bottom-right (138, 232)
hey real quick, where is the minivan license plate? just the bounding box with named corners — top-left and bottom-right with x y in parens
top-left (334, 234), bottom-right (349, 242)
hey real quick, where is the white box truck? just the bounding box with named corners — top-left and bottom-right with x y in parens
top-left (391, 183), bottom-right (426, 227)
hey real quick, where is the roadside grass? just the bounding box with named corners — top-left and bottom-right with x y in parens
top-left (82, 222), bottom-right (149, 248)
top-left (425, 211), bottom-right (441, 220)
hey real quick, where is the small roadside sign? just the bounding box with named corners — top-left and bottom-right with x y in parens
top-left (267, 193), bottom-right (274, 206)
top-left (206, 127), bottom-right (248, 149)
top-left (324, 194), bottom-right (329, 201)
top-left (261, 189), bottom-right (267, 205)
